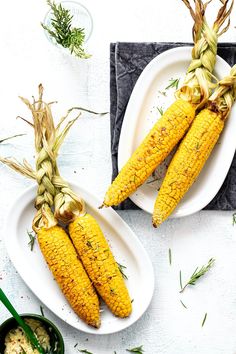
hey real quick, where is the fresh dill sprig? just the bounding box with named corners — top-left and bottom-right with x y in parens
top-left (180, 258), bottom-right (215, 293)
top-left (42, 0), bottom-right (90, 59)
top-left (201, 313), bottom-right (207, 327)
top-left (0, 134), bottom-right (25, 144)
top-left (117, 262), bottom-right (128, 280)
top-left (168, 248), bottom-right (172, 266)
top-left (232, 212), bottom-right (236, 226)
top-left (180, 299), bottom-right (187, 309)
top-left (165, 78), bottom-right (180, 90)
top-left (157, 106), bottom-right (164, 115)
top-left (126, 346), bottom-right (144, 353)
top-left (27, 230), bottom-right (36, 251)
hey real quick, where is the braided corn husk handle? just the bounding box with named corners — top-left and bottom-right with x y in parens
top-left (176, 0), bottom-right (233, 106)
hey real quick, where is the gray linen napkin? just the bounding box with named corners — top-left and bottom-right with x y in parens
top-left (110, 42), bottom-right (236, 210)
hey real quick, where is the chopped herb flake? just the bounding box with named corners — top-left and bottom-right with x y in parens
top-left (232, 213), bottom-right (236, 226)
top-left (179, 270), bottom-right (183, 290)
top-left (27, 230), bottom-right (36, 251)
top-left (157, 106), bottom-right (164, 115)
top-left (40, 305), bottom-right (45, 317)
top-left (201, 313), bottom-right (207, 327)
top-left (168, 248), bottom-right (172, 266)
top-left (126, 345), bottom-right (144, 353)
top-left (180, 300), bottom-right (187, 309)
top-left (117, 262), bottom-right (128, 280)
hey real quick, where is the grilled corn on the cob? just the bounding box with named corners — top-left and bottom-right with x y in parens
top-left (69, 213), bottom-right (132, 318)
top-left (152, 109), bottom-right (224, 226)
top-left (38, 225), bottom-right (101, 327)
top-left (103, 100), bottom-right (196, 207)
top-left (153, 65), bottom-right (236, 227)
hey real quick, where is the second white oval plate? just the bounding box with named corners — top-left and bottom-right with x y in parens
top-left (5, 183), bottom-right (154, 334)
top-left (118, 46), bottom-right (236, 217)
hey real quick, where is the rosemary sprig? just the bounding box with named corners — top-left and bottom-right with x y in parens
top-left (232, 212), bottom-right (236, 226)
top-left (180, 258), bottom-right (215, 293)
top-left (168, 248), bottom-right (172, 266)
top-left (126, 346), bottom-right (144, 353)
top-left (42, 0), bottom-right (90, 59)
top-left (117, 262), bottom-right (128, 280)
top-left (157, 106), bottom-right (164, 115)
top-left (27, 230), bottom-right (36, 251)
top-left (0, 134), bottom-right (25, 144)
top-left (165, 78), bottom-right (180, 90)
top-left (201, 313), bottom-right (207, 327)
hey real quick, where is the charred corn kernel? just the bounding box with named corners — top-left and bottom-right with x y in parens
top-left (153, 109), bottom-right (224, 227)
top-left (103, 99), bottom-right (196, 207)
top-left (69, 214), bottom-right (132, 318)
top-left (37, 225), bottom-right (100, 328)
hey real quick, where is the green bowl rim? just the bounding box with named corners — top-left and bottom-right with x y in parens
top-left (0, 313), bottom-right (65, 353)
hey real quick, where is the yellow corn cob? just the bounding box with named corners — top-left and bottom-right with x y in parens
top-left (69, 213), bottom-right (132, 318)
top-left (152, 108), bottom-right (224, 227)
top-left (103, 100), bottom-right (196, 206)
top-left (37, 225), bottom-right (101, 328)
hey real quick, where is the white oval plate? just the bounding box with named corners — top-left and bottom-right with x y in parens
top-left (118, 47), bottom-right (236, 217)
top-left (5, 183), bottom-right (154, 334)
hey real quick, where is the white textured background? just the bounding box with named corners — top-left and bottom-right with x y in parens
top-left (1, 1), bottom-right (236, 353)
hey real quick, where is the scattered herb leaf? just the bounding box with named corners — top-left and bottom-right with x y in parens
top-left (40, 305), bottom-right (45, 317)
top-left (158, 90), bottom-right (167, 96)
top-left (42, 0), bottom-right (90, 59)
top-left (165, 78), bottom-right (180, 90)
top-left (232, 213), bottom-right (236, 226)
top-left (86, 240), bottom-right (92, 248)
top-left (179, 270), bottom-right (183, 290)
top-left (117, 262), bottom-right (128, 280)
top-left (201, 313), bottom-right (207, 327)
top-left (131, 299), bottom-right (134, 303)
top-left (27, 230), bottom-right (36, 251)
top-left (79, 350), bottom-right (93, 354)
top-left (168, 248), bottom-right (172, 266)
top-left (126, 345), bottom-right (144, 353)
top-left (74, 343), bottom-right (78, 348)
top-left (0, 134), bottom-right (25, 144)
top-left (180, 299), bottom-right (187, 309)
top-left (180, 258), bottom-right (215, 293)
top-left (157, 106), bottom-right (164, 115)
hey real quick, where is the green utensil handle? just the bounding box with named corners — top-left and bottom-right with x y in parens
top-left (0, 288), bottom-right (46, 354)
